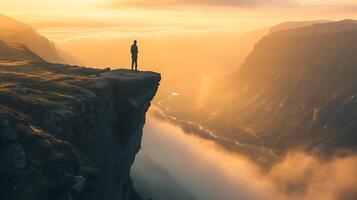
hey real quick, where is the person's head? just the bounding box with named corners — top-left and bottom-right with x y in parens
top-left (134, 40), bottom-right (137, 44)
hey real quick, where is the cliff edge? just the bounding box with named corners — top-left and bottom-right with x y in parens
top-left (0, 41), bottom-right (161, 200)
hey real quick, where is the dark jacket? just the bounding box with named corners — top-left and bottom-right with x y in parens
top-left (131, 44), bottom-right (138, 56)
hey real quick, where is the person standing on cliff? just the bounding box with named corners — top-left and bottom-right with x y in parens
top-left (131, 40), bottom-right (139, 72)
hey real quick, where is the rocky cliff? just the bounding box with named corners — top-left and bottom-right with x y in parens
top-left (0, 40), bottom-right (161, 200)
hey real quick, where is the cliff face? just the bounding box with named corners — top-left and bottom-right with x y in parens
top-left (225, 20), bottom-right (357, 152)
top-left (0, 41), bottom-right (161, 200)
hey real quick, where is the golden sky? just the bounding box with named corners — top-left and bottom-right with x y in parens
top-left (1, 0), bottom-right (357, 11)
top-left (1, 0), bottom-right (356, 39)
top-left (2, 0), bottom-right (357, 55)
top-left (2, 0), bottom-right (357, 61)
top-left (2, 0), bottom-right (357, 20)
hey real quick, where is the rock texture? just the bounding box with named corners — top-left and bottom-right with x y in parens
top-left (0, 40), bottom-right (160, 200)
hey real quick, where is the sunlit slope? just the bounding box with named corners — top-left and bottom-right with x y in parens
top-left (199, 20), bottom-right (357, 153)
top-left (269, 20), bottom-right (330, 34)
top-left (0, 40), bottom-right (44, 63)
top-left (0, 13), bottom-right (64, 63)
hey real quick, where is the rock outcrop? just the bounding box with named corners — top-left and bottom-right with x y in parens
top-left (0, 41), bottom-right (160, 200)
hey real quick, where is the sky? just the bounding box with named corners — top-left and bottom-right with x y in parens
top-left (1, 0), bottom-right (357, 27)
top-left (1, 0), bottom-right (357, 45)
top-left (1, 0), bottom-right (357, 11)
top-left (0, 0), bottom-right (356, 44)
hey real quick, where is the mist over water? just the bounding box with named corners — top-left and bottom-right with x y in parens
top-left (132, 108), bottom-right (357, 200)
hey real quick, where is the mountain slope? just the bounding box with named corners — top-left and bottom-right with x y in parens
top-left (233, 28), bottom-right (269, 68)
top-left (0, 40), bottom-right (43, 62)
top-left (183, 20), bottom-right (357, 155)
top-left (0, 13), bottom-right (64, 63)
top-left (269, 20), bottom-right (330, 34)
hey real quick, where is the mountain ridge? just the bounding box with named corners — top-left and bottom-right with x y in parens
top-left (0, 13), bottom-right (65, 64)
top-left (166, 19), bottom-right (357, 157)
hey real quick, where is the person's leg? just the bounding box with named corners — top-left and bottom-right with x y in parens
top-left (131, 58), bottom-right (134, 71)
top-left (134, 57), bottom-right (138, 72)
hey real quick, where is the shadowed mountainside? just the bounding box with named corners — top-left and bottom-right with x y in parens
top-left (0, 40), bottom-right (160, 200)
top-left (0, 13), bottom-right (64, 64)
top-left (166, 20), bottom-right (357, 157)
top-left (234, 20), bottom-right (330, 69)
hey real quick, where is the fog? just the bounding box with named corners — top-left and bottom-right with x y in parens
top-left (132, 108), bottom-right (357, 200)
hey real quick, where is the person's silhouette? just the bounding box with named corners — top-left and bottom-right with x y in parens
top-left (131, 40), bottom-right (139, 72)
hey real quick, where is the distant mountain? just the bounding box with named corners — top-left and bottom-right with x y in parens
top-left (158, 21), bottom-right (331, 111)
top-left (174, 20), bottom-right (357, 155)
top-left (0, 13), bottom-right (64, 63)
top-left (232, 21), bottom-right (331, 69)
top-left (233, 28), bottom-right (269, 68)
top-left (0, 40), bottom-right (43, 62)
top-left (269, 20), bottom-right (330, 34)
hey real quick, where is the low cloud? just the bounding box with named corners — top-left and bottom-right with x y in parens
top-left (132, 110), bottom-right (357, 200)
